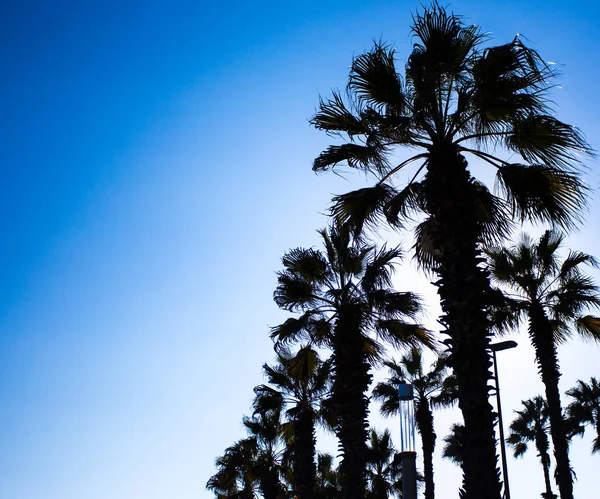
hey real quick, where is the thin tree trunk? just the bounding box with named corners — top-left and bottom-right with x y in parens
top-left (536, 431), bottom-right (555, 499)
top-left (294, 406), bottom-right (317, 499)
top-left (424, 143), bottom-right (501, 499)
top-left (529, 305), bottom-right (573, 499)
top-left (416, 397), bottom-right (436, 499)
top-left (332, 304), bottom-right (371, 499)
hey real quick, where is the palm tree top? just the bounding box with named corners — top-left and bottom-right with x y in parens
top-left (271, 224), bottom-right (435, 354)
top-left (487, 229), bottom-right (600, 343)
top-left (310, 4), bottom-right (592, 237)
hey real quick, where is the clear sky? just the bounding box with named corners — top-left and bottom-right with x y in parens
top-left (1, 1), bottom-right (599, 498)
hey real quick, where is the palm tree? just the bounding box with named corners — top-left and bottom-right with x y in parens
top-left (487, 231), bottom-right (600, 498)
top-left (207, 438), bottom-right (259, 499)
top-left (566, 377), bottom-right (600, 454)
top-left (315, 453), bottom-right (340, 499)
top-left (365, 429), bottom-right (403, 499)
top-left (507, 396), bottom-right (557, 499)
top-left (207, 406), bottom-right (290, 499)
top-left (372, 348), bottom-right (457, 499)
top-left (272, 224), bottom-right (433, 499)
top-left (309, 6), bottom-right (591, 498)
top-left (253, 346), bottom-right (332, 499)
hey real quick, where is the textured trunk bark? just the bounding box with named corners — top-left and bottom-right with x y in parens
top-left (529, 305), bottom-right (574, 499)
top-left (294, 407), bottom-right (317, 499)
top-left (416, 397), bottom-right (436, 499)
top-left (332, 304), bottom-right (371, 499)
top-left (423, 143), bottom-right (501, 499)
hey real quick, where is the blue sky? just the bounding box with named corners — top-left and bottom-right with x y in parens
top-left (1, 1), bottom-right (599, 498)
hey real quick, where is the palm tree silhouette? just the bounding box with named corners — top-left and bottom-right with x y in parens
top-left (271, 224), bottom-right (433, 499)
top-left (507, 396), bottom-right (557, 499)
top-left (487, 231), bottom-right (600, 498)
top-left (365, 429), bottom-right (403, 499)
top-left (372, 348), bottom-right (457, 499)
top-left (253, 346), bottom-right (332, 499)
top-left (309, 5), bottom-right (591, 497)
top-left (566, 377), bottom-right (600, 454)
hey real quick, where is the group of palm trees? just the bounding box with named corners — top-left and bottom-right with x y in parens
top-left (208, 5), bottom-right (600, 499)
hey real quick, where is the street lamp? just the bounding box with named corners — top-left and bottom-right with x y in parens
top-left (489, 340), bottom-right (518, 499)
top-left (398, 383), bottom-right (417, 499)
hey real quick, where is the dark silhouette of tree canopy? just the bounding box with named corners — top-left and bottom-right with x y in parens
top-left (272, 224), bottom-right (433, 499)
top-left (315, 453), bottom-right (340, 499)
top-left (207, 406), bottom-right (289, 499)
top-left (507, 396), bottom-right (557, 499)
top-left (442, 423), bottom-right (465, 467)
top-left (309, 5), bottom-right (591, 497)
top-left (365, 429), bottom-right (403, 499)
top-left (566, 377), bottom-right (600, 454)
top-left (253, 346), bottom-right (332, 499)
top-left (487, 231), bottom-right (600, 499)
top-left (372, 348), bottom-right (457, 499)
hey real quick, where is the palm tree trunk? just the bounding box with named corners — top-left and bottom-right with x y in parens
top-left (536, 431), bottom-right (555, 499)
top-left (416, 397), bottom-right (436, 499)
top-left (332, 304), bottom-right (371, 499)
top-left (294, 406), bottom-right (317, 499)
top-left (424, 143), bottom-right (501, 499)
top-left (529, 305), bottom-right (573, 499)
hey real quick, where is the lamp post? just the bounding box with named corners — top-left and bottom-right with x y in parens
top-left (398, 382), bottom-right (417, 499)
top-left (489, 340), bottom-right (518, 499)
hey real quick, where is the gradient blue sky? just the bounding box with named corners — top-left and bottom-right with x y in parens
top-left (1, 2), bottom-right (599, 498)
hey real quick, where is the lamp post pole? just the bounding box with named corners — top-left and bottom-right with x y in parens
top-left (490, 340), bottom-right (518, 499)
top-left (398, 383), bottom-right (417, 499)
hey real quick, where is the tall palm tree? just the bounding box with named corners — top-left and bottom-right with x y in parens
top-left (507, 396), bottom-right (557, 499)
top-left (372, 348), bottom-right (457, 499)
top-left (253, 346), bottom-right (333, 499)
top-left (309, 6), bottom-right (591, 498)
top-left (566, 377), bottom-right (600, 454)
top-left (487, 231), bottom-right (600, 498)
top-left (365, 429), bottom-right (403, 499)
top-left (272, 224), bottom-right (433, 499)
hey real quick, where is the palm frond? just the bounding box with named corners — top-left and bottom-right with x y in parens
top-left (313, 143), bottom-right (389, 175)
top-left (330, 184), bottom-right (396, 237)
top-left (311, 90), bottom-right (369, 137)
top-left (495, 163), bottom-right (588, 230)
top-left (348, 42), bottom-right (406, 115)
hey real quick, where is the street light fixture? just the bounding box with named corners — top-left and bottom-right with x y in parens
top-left (398, 382), bottom-right (417, 499)
top-left (489, 340), bottom-right (518, 499)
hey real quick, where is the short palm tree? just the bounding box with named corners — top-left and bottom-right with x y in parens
top-left (309, 6), bottom-right (591, 498)
top-left (507, 396), bottom-right (557, 499)
top-left (207, 438), bottom-right (259, 499)
top-left (487, 231), bottom-right (600, 498)
top-left (253, 346), bottom-right (332, 499)
top-left (566, 377), bottom-right (600, 454)
top-left (365, 429), bottom-right (403, 499)
top-left (315, 453), bottom-right (340, 499)
top-left (372, 348), bottom-right (457, 499)
top-left (207, 406), bottom-right (290, 499)
top-left (272, 224), bottom-right (433, 499)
